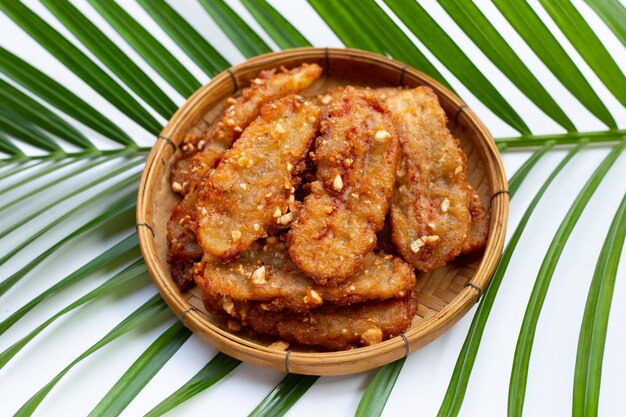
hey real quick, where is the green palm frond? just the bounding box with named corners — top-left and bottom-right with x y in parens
top-left (309, 0), bottom-right (450, 89)
top-left (492, 0), bottom-right (616, 129)
top-left (145, 353), bottom-right (241, 417)
top-left (40, 0), bottom-right (180, 118)
top-left (0, 234), bottom-right (139, 335)
top-left (88, 321), bottom-right (191, 417)
top-left (573, 192), bottom-right (626, 416)
top-left (382, 0), bottom-right (530, 134)
top-left (198, 0), bottom-right (272, 57)
top-left (0, 47), bottom-right (135, 145)
top-left (509, 141), bottom-right (626, 417)
top-left (136, 0), bottom-right (230, 76)
top-left (0, 260), bottom-right (147, 369)
top-left (15, 295), bottom-right (167, 417)
top-left (540, 0), bottom-right (626, 108)
top-left (1, 1), bottom-right (624, 416)
top-left (241, 0), bottom-right (311, 49)
top-left (0, 1), bottom-right (162, 134)
top-left (86, 0), bottom-right (202, 98)
top-left (249, 374), bottom-right (320, 417)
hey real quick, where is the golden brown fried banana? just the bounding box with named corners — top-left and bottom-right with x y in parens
top-left (369, 86), bottom-right (404, 100)
top-left (167, 64), bottom-right (322, 290)
top-left (287, 87), bottom-right (400, 285)
top-left (204, 291), bottom-right (418, 350)
top-left (195, 95), bottom-right (321, 259)
top-left (384, 87), bottom-right (472, 272)
top-left (166, 182), bottom-right (205, 289)
top-left (171, 63), bottom-right (322, 195)
top-left (462, 186), bottom-right (489, 253)
top-left (195, 237), bottom-right (415, 312)
top-left (312, 86), bottom-right (345, 107)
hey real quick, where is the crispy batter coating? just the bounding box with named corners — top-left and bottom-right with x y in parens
top-left (312, 86), bottom-right (345, 107)
top-left (167, 64), bottom-right (322, 289)
top-left (384, 87), bottom-right (472, 272)
top-left (171, 63), bottom-right (322, 195)
top-left (287, 87), bottom-right (400, 285)
top-left (195, 95), bottom-right (321, 259)
top-left (195, 237), bottom-right (415, 312)
top-left (204, 290), bottom-right (418, 350)
top-left (463, 186), bottom-right (489, 253)
top-left (167, 184), bottom-right (205, 289)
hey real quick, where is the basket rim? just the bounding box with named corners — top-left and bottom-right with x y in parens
top-left (136, 47), bottom-right (509, 375)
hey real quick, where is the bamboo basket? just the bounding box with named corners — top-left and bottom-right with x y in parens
top-left (137, 48), bottom-right (508, 376)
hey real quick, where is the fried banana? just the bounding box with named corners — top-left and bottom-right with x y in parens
top-left (195, 95), bottom-right (321, 259)
top-left (384, 87), bottom-right (472, 272)
top-left (463, 186), bottom-right (489, 253)
top-left (288, 87), bottom-right (400, 285)
top-left (167, 182), bottom-right (204, 289)
top-left (204, 290), bottom-right (418, 350)
top-left (171, 63), bottom-right (323, 195)
top-left (195, 237), bottom-right (415, 312)
top-left (167, 64), bottom-right (322, 289)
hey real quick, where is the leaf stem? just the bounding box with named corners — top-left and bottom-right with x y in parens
top-left (496, 129), bottom-right (626, 148)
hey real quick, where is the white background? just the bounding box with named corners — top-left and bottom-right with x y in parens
top-left (0, 0), bottom-right (625, 416)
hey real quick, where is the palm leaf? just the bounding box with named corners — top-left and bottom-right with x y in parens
top-left (0, 234), bottom-right (139, 335)
top-left (437, 0), bottom-right (576, 131)
top-left (0, 158), bottom-right (50, 181)
top-left (0, 133), bottom-right (24, 156)
top-left (1, 2), bottom-right (624, 416)
top-left (492, 0), bottom-right (617, 129)
top-left (0, 150), bottom-right (137, 212)
top-left (0, 79), bottom-right (94, 148)
top-left (0, 1), bottom-right (161, 134)
top-left (540, 0), bottom-right (626, 108)
top-left (88, 321), bottom-right (191, 417)
top-left (573, 192), bottom-right (626, 417)
top-left (382, 0), bottom-right (530, 134)
top-left (0, 194), bottom-right (136, 296)
top-left (0, 47), bottom-right (135, 146)
top-left (509, 140), bottom-right (626, 417)
top-left (0, 107), bottom-right (61, 152)
top-left (14, 295), bottom-right (167, 417)
top-left (0, 260), bottom-right (147, 369)
top-left (0, 158), bottom-right (142, 239)
top-left (136, 0), bottom-right (230, 76)
top-left (355, 358), bottom-right (405, 417)
top-left (86, 0), bottom-right (202, 98)
top-left (39, 0), bottom-right (178, 119)
top-left (495, 128), bottom-right (626, 148)
top-left (197, 0), bottom-right (272, 58)
top-left (0, 175), bottom-right (140, 267)
top-left (145, 353), bottom-right (241, 417)
top-left (248, 374), bottom-right (320, 417)
top-left (584, 0), bottom-right (626, 48)
top-left (241, 0), bottom-right (311, 49)
top-left (309, 0), bottom-right (450, 90)
top-left (0, 152), bottom-right (95, 197)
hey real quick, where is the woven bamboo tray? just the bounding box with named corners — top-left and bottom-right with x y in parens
top-left (137, 48), bottom-right (508, 376)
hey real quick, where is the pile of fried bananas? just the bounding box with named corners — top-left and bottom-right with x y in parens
top-left (167, 63), bottom-right (489, 350)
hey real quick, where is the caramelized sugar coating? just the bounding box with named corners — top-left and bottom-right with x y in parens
top-left (171, 63), bottom-right (323, 195)
top-left (287, 87), bottom-right (400, 285)
top-left (195, 95), bottom-right (321, 259)
top-left (384, 87), bottom-right (472, 272)
top-left (203, 290), bottom-right (418, 350)
top-left (195, 237), bottom-right (415, 312)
